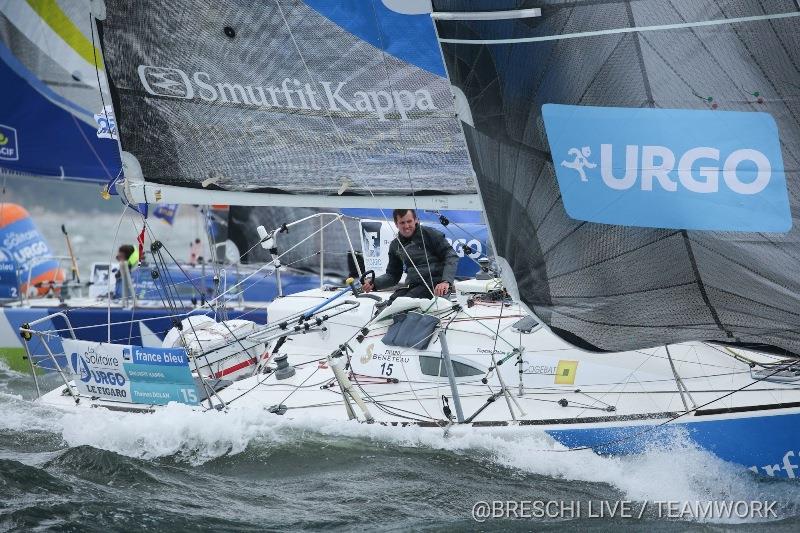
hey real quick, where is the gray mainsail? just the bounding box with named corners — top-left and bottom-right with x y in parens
top-left (432, 0), bottom-right (800, 354)
top-left (97, 0), bottom-right (477, 207)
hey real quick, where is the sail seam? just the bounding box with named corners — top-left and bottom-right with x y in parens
top-left (626, 1), bottom-right (653, 107)
top-left (437, 11), bottom-right (800, 44)
top-left (680, 231), bottom-right (734, 340)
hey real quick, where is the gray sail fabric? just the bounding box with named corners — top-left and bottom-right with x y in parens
top-left (433, 0), bottom-right (800, 354)
top-left (97, 0), bottom-right (475, 197)
top-left (228, 206), bottom-right (359, 279)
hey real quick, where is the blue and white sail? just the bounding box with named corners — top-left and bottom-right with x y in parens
top-left (0, 0), bottom-right (122, 183)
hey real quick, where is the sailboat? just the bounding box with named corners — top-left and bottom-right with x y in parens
top-left (19, 0), bottom-right (800, 479)
top-left (0, 0), bottom-right (326, 371)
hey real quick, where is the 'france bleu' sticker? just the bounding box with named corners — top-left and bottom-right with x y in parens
top-left (542, 104), bottom-right (791, 232)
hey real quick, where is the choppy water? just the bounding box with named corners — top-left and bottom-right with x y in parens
top-left (2, 359), bottom-right (800, 532)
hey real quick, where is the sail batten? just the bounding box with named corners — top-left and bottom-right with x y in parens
top-left (437, 11), bottom-right (800, 44)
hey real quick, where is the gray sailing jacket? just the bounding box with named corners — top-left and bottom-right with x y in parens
top-left (373, 225), bottom-right (459, 290)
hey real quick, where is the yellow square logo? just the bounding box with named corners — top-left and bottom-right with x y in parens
top-left (555, 360), bottom-right (578, 385)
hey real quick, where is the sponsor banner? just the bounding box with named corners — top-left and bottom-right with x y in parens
top-left (137, 65), bottom-right (437, 122)
top-left (88, 262), bottom-right (112, 299)
top-left (542, 104), bottom-right (791, 232)
top-left (359, 219), bottom-right (488, 278)
top-left (64, 339), bottom-right (199, 406)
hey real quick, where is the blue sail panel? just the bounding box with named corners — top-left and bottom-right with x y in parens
top-left (0, 42), bottom-right (121, 183)
top-left (303, 0), bottom-right (446, 77)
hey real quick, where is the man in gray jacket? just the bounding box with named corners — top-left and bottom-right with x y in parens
top-left (362, 209), bottom-right (458, 299)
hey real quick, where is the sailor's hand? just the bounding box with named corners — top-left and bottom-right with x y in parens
top-left (362, 280), bottom-right (374, 293)
top-left (434, 281), bottom-right (450, 296)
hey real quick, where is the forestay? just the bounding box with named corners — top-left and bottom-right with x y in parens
top-left (432, 0), bottom-right (800, 354)
top-left (97, 0), bottom-right (478, 207)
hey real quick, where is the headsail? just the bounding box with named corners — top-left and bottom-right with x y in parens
top-left (432, 1), bottom-right (800, 354)
top-left (0, 0), bottom-right (121, 183)
top-left (97, 0), bottom-right (477, 208)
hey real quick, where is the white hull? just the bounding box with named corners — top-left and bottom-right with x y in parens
top-left (34, 286), bottom-right (800, 476)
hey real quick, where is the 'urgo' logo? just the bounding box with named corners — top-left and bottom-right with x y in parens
top-left (559, 144), bottom-right (772, 195)
top-left (69, 351), bottom-right (126, 386)
top-left (543, 104), bottom-right (791, 232)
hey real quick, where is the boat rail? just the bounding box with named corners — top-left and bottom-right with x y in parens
top-left (19, 312), bottom-right (77, 400)
top-left (259, 212), bottom-right (364, 297)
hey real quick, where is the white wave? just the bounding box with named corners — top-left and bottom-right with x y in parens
top-left (0, 391), bottom-right (63, 433)
top-left (59, 403), bottom-right (290, 464)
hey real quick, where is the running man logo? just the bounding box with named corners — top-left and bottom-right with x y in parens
top-left (542, 104), bottom-right (791, 232)
top-left (561, 147), bottom-right (596, 182)
top-left (554, 360), bottom-right (578, 385)
top-left (0, 125), bottom-right (19, 161)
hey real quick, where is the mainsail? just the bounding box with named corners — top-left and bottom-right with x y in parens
top-left (97, 0), bottom-right (478, 208)
top-left (432, 1), bottom-right (800, 354)
top-left (0, 0), bottom-right (121, 183)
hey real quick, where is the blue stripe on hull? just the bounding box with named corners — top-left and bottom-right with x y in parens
top-left (4, 306), bottom-right (266, 372)
top-left (546, 411), bottom-right (800, 478)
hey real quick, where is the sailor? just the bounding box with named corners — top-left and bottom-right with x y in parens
top-left (116, 244), bottom-right (139, 271)
top-left (113, 244), bottom-right (139, 297)
top-left (362, 209), bottom-right (458, 299)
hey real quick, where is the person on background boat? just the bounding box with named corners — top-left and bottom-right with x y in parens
top-left (113, 244), bottom-right (139, 298)
top-left (189, 238), bottom-right (203, 265)
top-left (116, 244), bottom-right (139, 272)
top-left (362, 209), bottom-right (457, 299)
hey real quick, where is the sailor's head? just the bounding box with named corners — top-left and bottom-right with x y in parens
top-left (393, 209), bottom-right (418, 238)
top-left (116, 244), bottom-right (134, 262)
top-left (581, 146), bottom-right (592, 157)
